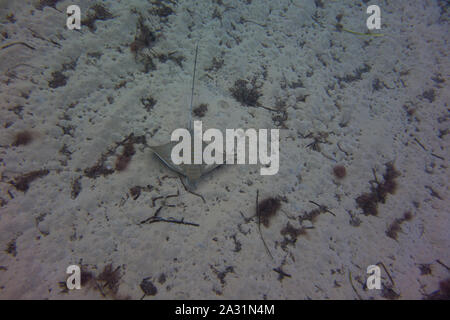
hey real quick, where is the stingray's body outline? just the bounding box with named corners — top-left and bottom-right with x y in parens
top-left (149, 139), bottom-right (222, 189)
top-left (149, 43), bottom-right (224, 189)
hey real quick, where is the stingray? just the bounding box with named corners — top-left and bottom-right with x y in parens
top-left (149, 44), bottom-right (223, 189)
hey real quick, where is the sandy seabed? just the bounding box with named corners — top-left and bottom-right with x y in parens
top-left (0, 0), bottom-right (448, 299)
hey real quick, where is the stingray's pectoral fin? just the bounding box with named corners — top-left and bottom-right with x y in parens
top-left (180, 176), bottom-right (206, 203)
top-left (204, 163), bottom-right (222, 175)
top-left (183, 176), bottom-right (198, 191)
top-left (150, 143), bottom-right (186, 176)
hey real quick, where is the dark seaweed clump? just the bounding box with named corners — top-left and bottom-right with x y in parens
top-left (129, 14), bottom-right (184, 71)
top-left (36, 0), bottom-right (62, 10)
top-left (298, 208), bottom-right (321, 223)
top-left (210, 265), bottom-right (234, 286)
top-left (97, 263), bottom-right (122, 295)
top-left (422, 89), bottom-right (436, 103)
top-left (48, 71), bottom-right (67, 88)
top-left (337, 64), bottom-right (371, 87)
top-left (140, 278), bottom-right (158, 297)
top-left (130, 16), bottom-right (157, 54)
top-left (230, 79), bottom-right (262, 107)
top-left (129, 185), bottom-right (153, 200)
top-left (130, 186), bottom-right (142, 200)
top-left (355, 163), bottom-right (400, 216)
top-left (84, 157), bottom-right (114, 179)
top-left (80, 268), bottom-right (95, 287)
top-left (12, 130), bottom-right (33, 146)
top-left (154, 52), bottom-right (185, 68)
top-left (71, 176), bottom-right (82, 199)
top-left (82, 4), bottom-right (114, 32)
top-left (130, 16), bottom-right (159, 72)
top-left (355, 193), bottom-right (379, 216)
top-left (258, 197), bottom-right (281, 227)
top-left (193, 103), bottom-right (208, 118)
top-left (84, 133), bottom-right (146, 179)
top-left (141, 96), bottom-right (157, 112)
top-left (386, 211), bottom-right (414, 240)
top-left (115, 141), bottom-right (135, 171)
top-left (280, 222), bottom-right (307, 249)
top-left (333, 164), bottom-right (346, 179)
top-left (149, 1), bottom-right (174, 19)
top-left (60, 263), bottom-right (126, 299)
top-left (5, 239), bottom-right (17, 256)
top-left (418, 264), bottom-right (432, 276)
top-left (9, 169), bottom-right (50, 192)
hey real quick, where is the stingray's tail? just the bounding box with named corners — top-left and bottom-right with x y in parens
top-left (188, 42), bottom-right (199, 132)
